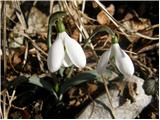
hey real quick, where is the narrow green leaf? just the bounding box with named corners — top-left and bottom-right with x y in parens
top-left (28, 75), bottom-right (57, 97)
top-left (61, 70), bottom-right (101, 94)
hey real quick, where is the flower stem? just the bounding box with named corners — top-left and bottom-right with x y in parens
top-left (47, 11), bottom-right (67, 48)
top-left (47, 24), bottom-right (52, 48)
top-left (111, 35), bottom-right (119, 44)
top-left (56, 19), bottom-right (65, 33)
top-left (67, 66), bottom-right (74, 78)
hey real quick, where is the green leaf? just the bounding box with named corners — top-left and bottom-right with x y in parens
top-left (28, 75), bottom-right (58, 98)
top-left (61, 70), bottom-right (101, 94)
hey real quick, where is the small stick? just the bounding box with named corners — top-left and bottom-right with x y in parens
top-left (94, 0), bottom-right (159, 41)
top-left (135, 32), bottom-right (159, 40)
top-left (94, 0), bottom-right (130, 39)
top-left (22, 40), bottom-right (28, 68)
top-left (79, 0), bottom-right (86, 42)
top-left (50, 1), bottom-right (54, 14)
top-left (138, 42), bottom-right (159, 53)
top-left (2, 1), bottom-right (7, 76)
top-left (17, 32), bottom-right (48, 57)
top-left (63, 1), bottom-right (99, 60)
top-left (13, 0), bottom-right (27, 29)
top-left (0, 100), bottom-right (26, 111)
top-left (101, 75), bottom-right (116, 118)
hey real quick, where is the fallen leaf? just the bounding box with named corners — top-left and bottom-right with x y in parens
top-left (71, 29), bottom-right (80, 41)
top-left (12, 53), bottom-right (22, 66)
top-left (151, 112), bottom-right (156, 119)
top-left (12, 46), bottom-right (25, 66)
top-left (92, 1), bottom-right (98, 8)
top-left (87, 83), bottom-right (97, 94)
top-left (97, 4), bottom-right (115, 25)
top-left (37, 42), bottom-right (48, 52)
top-left (121, 13), bottom-right (153, 42)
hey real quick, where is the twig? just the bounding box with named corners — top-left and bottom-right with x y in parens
top-left (33, 1), bottom-right (37, 6)
top-left (72, 1), bottom-right (99, 60)
top-left (13, 31), bottom-right (48, 57)
top-left (80, 12), bottom-right (97, 22)
top-left (2, 1), bottom-right (7, 76)
top-left (138, 42), bottom-right (159, 53)
top-left (101, 75), bottom-right (116, 118)
top-left (0, 99), bottom-right (26, 111)
top-left (133, 58), bottom-right (153, 77)
top-left (12, 0), bottom-right (27, 29)
top-left (134, 32), bottom-right (159, 40)
top-left (94, 0), bottom-right (159, 41)
top-left (88, 94), bottom-right (95, 119)
top-left (0, 105), bottom-right (3, 119)
top-left (63, 1), bottom-right (99, 60)
top-left (2, 91), bottom-right (6, 119)
top-left (94, 0), bottom-right (130, 40)
top-left (36, 50), bottom-right (45, 72)
top-left (1, 90), bottom-right (17, 119)
top-left (6, 15), bottom-right (17, 24)
top-left (22, 39), bottom-right (28, 69)
top-left (61, 0), bottom-right (99, 78)
top-left (147, 24), bottom-right (159, 30)
top-left (79, 0), bottom-right (86, 42)
top-left (50, 1), bottom-right (54, 14)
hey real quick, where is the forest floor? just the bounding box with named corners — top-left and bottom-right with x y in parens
top-left (1, 1), bottom-right (159, 119)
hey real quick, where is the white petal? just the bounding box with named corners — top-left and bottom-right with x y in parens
top-left (96, 49), bottom-right (111, 74)
top-left (64, 33), bottom-right (86, 68)
top-left (47, 35), bottom-right (64, 72)
top-left (112, 43), bottom-right (134, 76)
top-left (63, 52), bottom-right (72, 67)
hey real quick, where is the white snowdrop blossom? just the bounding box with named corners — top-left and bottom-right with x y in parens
top-left (96, 36), bottom-right (134, 77)
top-left (47, 31), bottom-right (86, 72)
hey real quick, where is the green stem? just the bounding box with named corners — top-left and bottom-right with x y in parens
top-left (67, 66), bottom-right (74, 78)
top-left (111, 35), bottom-right (119, 44)
top-left (47, 19), bottom-right (66, 48)
top-left (56, 19), bottom-right (65, 33)
top-left (47, 11), bottom-right (67, 48)
top-left (47, 24), bottom-right (52, 48)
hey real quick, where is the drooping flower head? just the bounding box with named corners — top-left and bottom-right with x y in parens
top-left (47, 18), bottom-right (86, 72)
top-left (96, 35), bottom-right (134, 77)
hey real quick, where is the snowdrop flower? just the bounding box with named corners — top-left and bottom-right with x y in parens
top-left (47, 19), bottom-right (86, 72)
top-left (96, 35), bottom-right (134, 77)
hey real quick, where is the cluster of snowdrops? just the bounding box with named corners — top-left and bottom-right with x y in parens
top-left (47, 12), bottom-right (134, 77)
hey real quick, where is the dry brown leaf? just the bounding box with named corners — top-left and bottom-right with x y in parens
top-left (71, 29), bottom-right (80, 41)
top-left (151, 112), bottom-right (157, 119)
top-left (87, 83), bottom-right (97, 94)
top-left (69, 99), bottom-right (77, 106)
top-left (92, 1), bottom-right (98, 8)
top-left (37, 32), bottom-right (47, 40)
top-left (12, 53), bottom-right (22, 66)
top-left (29, 48), bottom-right (36, 55)
top-left (97, 4), bottom-right (115, 25)
top-left (123, 13), bottom-right (134, 21)
top-left (37, 42), bottom-right (48, 52)
top-left (12, 46), bottom-right (25, 66)
top-left (122, 13), bottom-right (153, 42)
